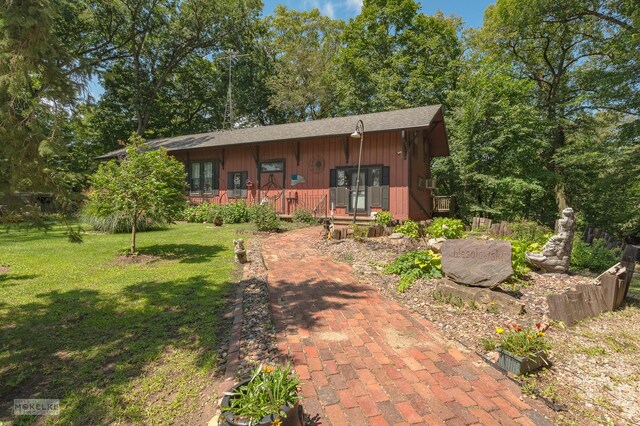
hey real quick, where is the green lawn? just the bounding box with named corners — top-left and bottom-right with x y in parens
top-left (0, 223), bottom-right (248, 425)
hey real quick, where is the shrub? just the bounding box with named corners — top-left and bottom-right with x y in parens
top-left (182, 202), bottom-right (220, 223)
top-left (375, 211), bottom-right (393, 226)
top-left (352, 224), bottom-right (368, 242)
top-left (222, 364), bottom-right (300, 423)
top-left (251, 203), bottom-right (281, 231)
top-left (80, 202), bottom-right (166, 233)
top-left (509, 220), bottom-right (552, 245)
top-left (571, 239), bottom-right (621, 273)
top-left (509, 239), bottom-right (543, 279)
top-left (385, 250), bottom-right (443, 292)
top-left (292, 208), bottom-right (317, 225)
top-left (220, 201), bottom-right (251, 224)
top-left (394, 220), bottom-right (420, 239)
top-left (427, 217), bottom-right (464, 239)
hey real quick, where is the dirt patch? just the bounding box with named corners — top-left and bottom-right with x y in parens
top-left (320, 236), bottom-right (640, 425)
top-left (113, 254), bottom-right (160, 265)
top-left (0, 265), bottom-right (10, 274)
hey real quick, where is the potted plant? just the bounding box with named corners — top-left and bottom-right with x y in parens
top-left (220, 364), bottom-right (303, 426)
top-left (487, 323), bottom-right (551, 375)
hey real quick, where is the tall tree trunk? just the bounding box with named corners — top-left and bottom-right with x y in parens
top-left (130, 215), bottom-right (137, 255)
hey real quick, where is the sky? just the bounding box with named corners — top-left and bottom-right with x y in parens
top-left (262, 0), bottom-right (494, 28)
top-left (88, 1), bottom-right (493, 98)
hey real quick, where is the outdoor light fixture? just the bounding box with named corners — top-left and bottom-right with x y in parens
top-left (350, 119), bottom-right (364, 224)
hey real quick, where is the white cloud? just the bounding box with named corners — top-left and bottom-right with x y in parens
top-left (345, 0), bottom-right (363, 11)
top-left (321, 2), bottom-right (336, 18)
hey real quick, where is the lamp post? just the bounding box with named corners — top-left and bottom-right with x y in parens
top-left (350, 120), bottom-right (364, 224)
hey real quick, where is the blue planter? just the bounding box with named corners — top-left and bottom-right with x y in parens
top-left (497, 349), bottom-right (548, 375)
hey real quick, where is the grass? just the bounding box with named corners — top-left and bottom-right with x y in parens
top-left (0, 223), bottom-right (249, 425)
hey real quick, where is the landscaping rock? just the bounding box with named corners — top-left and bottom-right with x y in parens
top-left (389, 232), bottom-right (404, 239)
top-left (435, 279), bottom-right (525, 316)
top-left (441, 239), bottom-right (513, 288)
top-left (426, 237), bottom-right (446, 253)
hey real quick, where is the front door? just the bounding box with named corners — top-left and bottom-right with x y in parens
top-left (348, 170), bottom-right (367, 214)
top-left (259, 160), bottom-right (286, 214)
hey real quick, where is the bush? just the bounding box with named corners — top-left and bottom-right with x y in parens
top-left (375, 211), bottom-right (393, 226)
top-left (80, 202), bottom-right (166, 233)
top-left (509, 220), bottom-right (553, 245)
top-left (427, 217), bottom-right (464, 239)
top-left (385, 250), bottom-right (443, 292)
top-left (571, 239), bottom-right (621, 273)
top-left (394, 220), bottom-right (420, 239)
top-left (251, 203), bottom-right (281, 231)
top-left (182, 202), bottom-right (221, 223)
top-left (509, 239), bottom-right (542, 279)
top-left (352, 224), bottom-right (368, 242)
top-left (292, 208), bottom-right (317, 225)
top-left (220, 201), bottom-right (251, 224)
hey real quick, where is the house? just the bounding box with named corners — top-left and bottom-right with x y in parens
top-left (98, 105), bottom-right (451, 221)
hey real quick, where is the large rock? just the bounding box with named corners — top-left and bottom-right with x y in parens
top-left (441, 239), bottom-right (513, 288)
top-left (436, 280), bottom-right (525, 316)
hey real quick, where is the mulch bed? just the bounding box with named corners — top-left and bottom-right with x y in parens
top-left (0, 265), bottom-right (11, 274)
top-left (113, 254), bottom-right (160, 265)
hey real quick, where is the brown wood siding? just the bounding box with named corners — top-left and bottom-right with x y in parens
top-left (173, 130), bottom-right (421, 219)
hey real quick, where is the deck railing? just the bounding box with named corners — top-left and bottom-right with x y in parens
top-left (432, 196), bottom-right (452, 213)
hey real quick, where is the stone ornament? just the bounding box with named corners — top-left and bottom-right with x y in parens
top-left (441, 239), bottom-right (513, 288)
top-left (234, 239), bottom-right (247, 264)
top-left (525, 207), bottom-right (576, 273)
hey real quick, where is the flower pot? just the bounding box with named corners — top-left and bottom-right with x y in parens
top-left (219, 379), bottom-right (303, 426)
top-left (497, 349), bottom-right (548, 375)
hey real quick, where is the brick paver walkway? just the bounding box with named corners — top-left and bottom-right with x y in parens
top-left (262, 227), bottom-right (551, 426)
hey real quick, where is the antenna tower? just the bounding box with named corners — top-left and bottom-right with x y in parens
top-left (219, 50), bottom-right (249, 130)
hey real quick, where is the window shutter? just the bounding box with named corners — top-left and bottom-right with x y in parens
top-left (241, 172), bottom-right (248, 198)
top-left (382, 186), bottom-right (390, 210)
top-left (336, 187), bottom-right (348, 207)
top-left (227, 172), bottom-right (234, 190)
top-left (213, 161), bottom-right (220, 191)
top-left (329, 169), bottom-right (337, 187)
top-left (370, 187), bottom-right (382, 207)
top-left (382, 166), bottom-right (390, 186)
top-left (329, 188), bottom-right (336, 208)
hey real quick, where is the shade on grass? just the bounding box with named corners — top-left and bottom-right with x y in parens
top-left (0, 223), bottom-right (248, 425)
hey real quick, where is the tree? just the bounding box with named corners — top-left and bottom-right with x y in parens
top-left (0, 0), bottom-right (121, 221)
top-left (107, 0), bottom-right (262, 137)
top-left (89, 137), bottom-right (186, 254)
top-left (334, 0), bottom-right (462, 114)
top-left (479, 0), bottom-right (638, 210)
top-left (434, 53), bottom-right (557, 224)
top-left (265, 6), bottom-right (344, 122)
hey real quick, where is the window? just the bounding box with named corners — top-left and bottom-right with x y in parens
top-left (260, 161), bottom-right (284, 173)
top-left (189, 161), bottom-right (219, 194)
top-left (227, 171), bottom-right (249, 198)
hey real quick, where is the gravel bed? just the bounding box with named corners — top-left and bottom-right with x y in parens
top-left (236, 239), bottom-right (279, 379)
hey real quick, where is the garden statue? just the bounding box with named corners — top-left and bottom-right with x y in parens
top-left (234, 239), bottom-right (247, 264)
top-left (525, 207), bottom-right (576, 273)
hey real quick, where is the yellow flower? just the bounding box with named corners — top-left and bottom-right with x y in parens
top-left (262, 364), bottom-right (276, 373)
top-left (528, 335), bottom-right (533, 339)
top-left (537, 331), bottom-right (545, 337)
top-left (272, 418), bottom-right (282, 426)
top-left (496, 327), bottom-right (504, 334)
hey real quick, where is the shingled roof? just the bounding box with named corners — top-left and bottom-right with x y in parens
top-left (98, 105), bottom-right (443, 159)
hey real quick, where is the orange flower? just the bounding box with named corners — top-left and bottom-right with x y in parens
top-left (513, 324), bottom-right (522, 332)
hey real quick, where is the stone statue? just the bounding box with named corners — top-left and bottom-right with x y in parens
top-left (234, 239), bottom-right (247, 264)
top-left (525, 207), bottom-right (576, 273)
